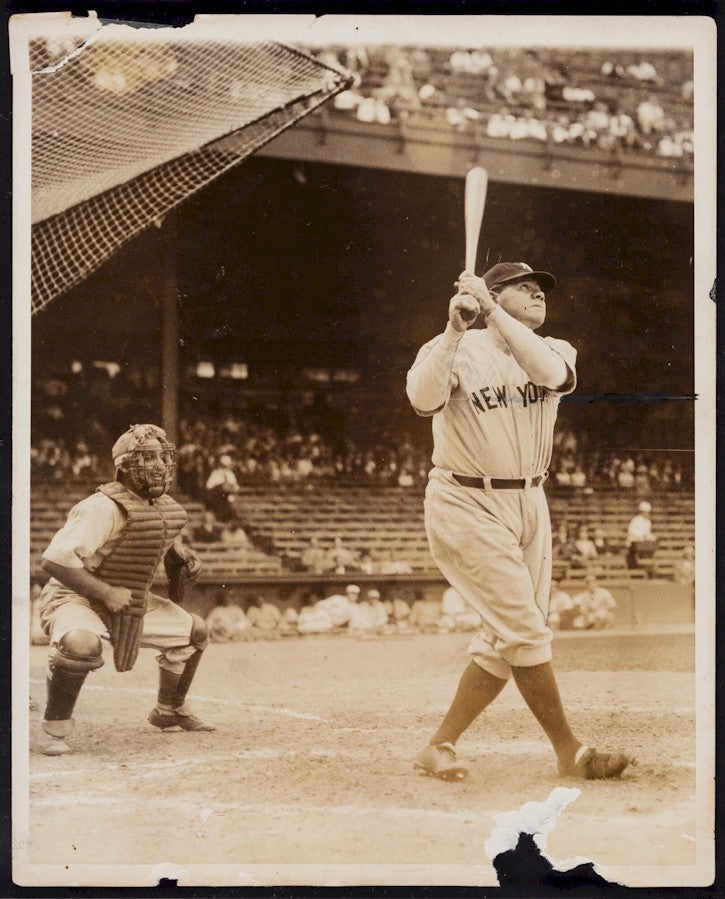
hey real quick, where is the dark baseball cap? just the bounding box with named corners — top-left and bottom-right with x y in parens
top-left (483, 262), bottom-right (556, 293)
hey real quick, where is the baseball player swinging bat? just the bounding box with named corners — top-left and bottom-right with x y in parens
top-left (456, 166), bottom-right (489, 325)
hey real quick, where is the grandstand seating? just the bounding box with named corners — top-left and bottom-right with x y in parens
top-left (29, 478), bottom-right (283, 583)
top-left (27, 478), bottom-right (694, 586)
top-left (324, 45), bottom-right (693, 141)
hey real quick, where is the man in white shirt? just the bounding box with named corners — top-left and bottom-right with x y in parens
top-left (572, 576), bottom-right (617, 629)
top-left (626, 501), bottom-right (657, 573)
top-left (37, 424), bottom-right (213, 757)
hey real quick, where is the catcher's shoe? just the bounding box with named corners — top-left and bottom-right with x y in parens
top-left (148, 707), bottom-right (216, 732)
top-left (40, 719), bottom-right (73, 756)
top-left (414, 742), bottom-right (468, 781)
top-left (558, 745), bottom-right (634, 780)
top-left (40, 734), bottom-right (72, 756)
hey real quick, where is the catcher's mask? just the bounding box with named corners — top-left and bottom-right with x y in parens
top-left (111, 424), bottom-right (176, 499)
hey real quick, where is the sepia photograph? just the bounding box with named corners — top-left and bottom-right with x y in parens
top-left (11, 12), bottom-right (716, 889)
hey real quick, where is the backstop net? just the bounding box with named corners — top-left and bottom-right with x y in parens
top-left (29, 28), bottom-right (352, 312)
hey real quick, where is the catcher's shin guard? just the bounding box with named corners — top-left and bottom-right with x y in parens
top-left (157, 650), bottom-right (204, 709)
top-left (44, 630), bottom-right (104, 721)
top-left (157, 614), bottom-right (209, 709)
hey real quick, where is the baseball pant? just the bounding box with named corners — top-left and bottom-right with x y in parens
top-left (425, 476), bottom-right (553, 679)
top-left (40, 587), bottom-right (196, 673)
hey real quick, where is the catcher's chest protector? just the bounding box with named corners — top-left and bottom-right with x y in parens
top-left (94, 482), bottom-right (187, 671)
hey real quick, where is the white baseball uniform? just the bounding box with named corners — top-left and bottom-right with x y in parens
top-left (407, 314), bottom-right (576, 679)
top-left (40, 492), bottom-right (196, 673)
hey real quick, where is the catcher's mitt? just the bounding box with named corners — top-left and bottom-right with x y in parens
top-left (164, 538), bottom-right (202, 605)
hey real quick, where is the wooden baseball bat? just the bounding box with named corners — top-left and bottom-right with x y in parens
top-left (464, 166), bottom-right (488, 274)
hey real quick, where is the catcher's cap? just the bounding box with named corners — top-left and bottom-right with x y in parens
top-left (638, 501), bottom-right (652, 513)
top-left (367, 589), bottom-right (381, 599)
top-left (112, 424), bottom-right (171, 467)
top-left (483, 262), bottom-right (556, 293)
top-left (345, 584), bottom-right (361, 594)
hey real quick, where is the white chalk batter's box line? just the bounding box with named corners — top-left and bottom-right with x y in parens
top-left (28, 678), bottom-right (696, 720)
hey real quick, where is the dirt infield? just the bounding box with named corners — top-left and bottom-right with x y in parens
top-left (24, 629), bottom-right (701, 887)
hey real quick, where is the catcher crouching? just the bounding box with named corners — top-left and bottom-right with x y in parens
top-left (37, 424), bottom-right (214, 756)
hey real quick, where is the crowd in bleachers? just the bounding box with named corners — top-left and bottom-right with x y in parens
top-left (202, 571), bottom-right (631, 643)
top-left (31, 361), bottom-right (159, 480)
top-left (174, 413), bottom-right (432, 498)
top-left (203, 583), bottom-right (488, 643)
top-left (32, 387), bottom-right (692, 496)
top-left (318, 44), bottom-right (693, 159)
top-left (548, 427), bottom-right (691, 492)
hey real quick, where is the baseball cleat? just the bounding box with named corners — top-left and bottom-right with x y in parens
top-left (40, 733), bottom-right (72, 756)
top-left (148, 708), bottom-right (216, 732)
top-left (414, 742), bottom-right (468, 781)
top-left (558, 746), bottom-right (634, 780)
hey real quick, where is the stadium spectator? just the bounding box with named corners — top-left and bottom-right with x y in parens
top-left (70, 441), bottom-right (95, 478)
top-left (626, 501), bottom-right (657, 575)
top-left (334, 86), bottom-right (365, 114)
top-left (548, 581), bottom-right (577, 631)
top-left (300, 534), bottom-right (331, 574)
top-left (617, 457), bottom-right (636, 489)
top-left (359, 551), bottom-right (375, 575)
top-left (552, 522), bottom-right (577, 575)
top-left (205, 454), bottom-right (241, 521)
top-left (192, 510), bottom-right (223, 544)
top-left (246, 594), bottom-right (282, 639)
top-left (635, 459), bottom-right (651, 494)
top-left (316, 584), bottom-right (359, 629)
top-left (636, 94), bottom-right (667, 136)
top-left (206, 592), bottom-right (251, 643)
top-left (176, 439), bottom-right (205, 496)
top-left (672, 544), bottom-right (695, 619)
top-left (297, 592), bottom-right (336, 635)
top-left (449, 48), bottom-right (493, 75)
top-left (347, 585), bottom-right (377, 636)
top-left (571, 525), bottom-right (599, 571)
top-left (326, 535), bottom-right (360, 574)
top-left (376, 47), bottom-right (421, 119)
top-left (439, 586), bottom-right (481, 633)
top-left (672, 543), bottom-right (695, 587)
top-left (609, 110), bottom-right (638, 149)
top-left (365, 588), bottom-right (390, 632)
top-left (378, 549), bottom-right (413, 575)
top-left (486, 110), bottom-right (515, 139)
top-left (572, 575), bottom-right (617, 629)
top-left (600, 60), bottom-right (626, 79)
top-left (279, 603), bottom-right (300, 637)
top-left (221, 517), bottom-right (249, 546)
top-left (627, 60), bottom-right (660, 83)
top-left (592, 527), bottom-right (612, 556)
top-left (389, 590), bottom-right (413, 633)
top-left (553, 459), bottom-right (574, 488)
top-left (408, 589), bottom-right (442, 634)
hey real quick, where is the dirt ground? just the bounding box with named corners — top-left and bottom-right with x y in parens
top-left (21, 628), bottom-right (706, 887)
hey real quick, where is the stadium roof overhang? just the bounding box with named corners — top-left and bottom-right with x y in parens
top-left (243, 111), bottom-right (693, 204)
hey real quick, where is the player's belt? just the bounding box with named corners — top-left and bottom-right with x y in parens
top-left (452, 473), bottom-right (546, 490)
